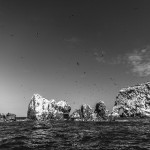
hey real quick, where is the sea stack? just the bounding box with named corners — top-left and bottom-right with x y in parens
top-left (112, 82), bottom-right (150, 118)
top-left (81, 104), bottom-right (96, 121)
top-left (27, 94), bottom-right (71, 120)
top-left (70, 104), bottom-right (96, 121)
top-left (94, 101), bottom-right (109, 120)
top-left (70, 100), bottom-right (108, 121)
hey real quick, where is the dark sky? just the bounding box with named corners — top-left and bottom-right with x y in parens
top-left (1, 0), bottom-right (150, 116)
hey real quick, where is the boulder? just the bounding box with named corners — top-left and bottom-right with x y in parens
top-left (27, 94), bottom-right (71, 120)
top-left (5, 113), bottom-right (16, 121)
top-left (112, 82), bottom-right (150, 118)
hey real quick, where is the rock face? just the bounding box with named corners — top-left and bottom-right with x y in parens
top-left (70, 101), bottom-right (108, 121)
top-left (112, 82), bottom-right (150, 118)
top-left (27, 94), bottom-right (71, 120)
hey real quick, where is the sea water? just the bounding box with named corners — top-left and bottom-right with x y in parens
top-left (0, 119), bottom-right (150, 150)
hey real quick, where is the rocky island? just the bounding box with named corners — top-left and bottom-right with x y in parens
top-left (27, 82), bottom-right (150, 121)
top-left (112, 82), bottom-right (150, 118)
top-left (27, 94), bottom-right (71, 120)
top-left (25, 81), bottom-right (150, 121)
top-left (1, 82), bottom-right (150, 122)
top-left (70, 101), bottom-right (108, 121)
top-left (27, 94), bottom-right (109, 121)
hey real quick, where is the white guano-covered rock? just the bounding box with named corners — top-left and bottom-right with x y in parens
top-left (27, 94), bottom-right (71, 120)
top-left (112, 82), bottom-right (150, 118)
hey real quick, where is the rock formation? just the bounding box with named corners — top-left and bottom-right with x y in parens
top-left (81, 104), bottom-right (96, 121)
top-left (70, 101), bottom-right (108, 121)
top-left (70, 109), bottom-right (83, 121)
top-left (0, 113), bottom-right (6, 122)
top-left (0, 113), bottom-right (16, 122)
top-left (5, 113), bottom-right (16, 121)
top-left (112, 82), bottom-right (150, 118)
top-left (70, 104), bottom-right (97, 121)
top-left (27, 94), bottom-right (71, 120)
top-left (94, 101), bottom-right (109, 120)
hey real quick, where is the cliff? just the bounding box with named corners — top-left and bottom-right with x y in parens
top-left (112, 82), bottom-right (150, 118)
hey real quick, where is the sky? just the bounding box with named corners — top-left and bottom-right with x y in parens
top-left (1, 0), bottom-right (150, 116)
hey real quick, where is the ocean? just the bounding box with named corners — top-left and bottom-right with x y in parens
top-left (0, 119), bottom-right (150, 150)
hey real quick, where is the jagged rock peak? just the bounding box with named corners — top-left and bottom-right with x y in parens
top-left (57, 100), bottom-right (68, 107)
top-left (32, 93), bottom-right (42, 99)
top-left (32, 94), bottom-right (55, 102)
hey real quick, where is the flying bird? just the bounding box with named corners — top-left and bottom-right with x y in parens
top-left (101, 51), bottom-right (104, 57)
top-left (10, 34), bottom-right (14, 37)
top-left (36, 32), bottom-right (39, 37)
top-left (77, 62), bottom-right (80, 66)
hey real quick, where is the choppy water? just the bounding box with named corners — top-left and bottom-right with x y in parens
top-left (0, 119), bottom-right (150, 150)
